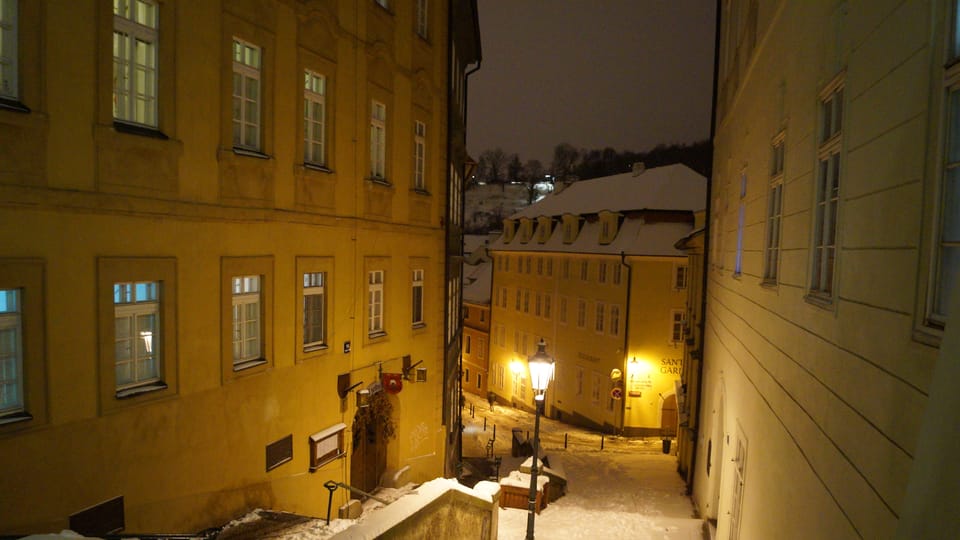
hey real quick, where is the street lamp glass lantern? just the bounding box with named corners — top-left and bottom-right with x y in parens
top-left (527, 339), bottom-right (555, 396)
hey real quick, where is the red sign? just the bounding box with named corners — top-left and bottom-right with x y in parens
top-left (610, 387), bottom-right (623, 400)
top-left (382, 373), bottom-right (403, 394)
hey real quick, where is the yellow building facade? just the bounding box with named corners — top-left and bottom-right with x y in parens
top-left (487, 165), bottom-right (706, 436)
top-left (693, 1), bottom-right (960, 538)
top-left (0, 0), bottom-right (479, 534)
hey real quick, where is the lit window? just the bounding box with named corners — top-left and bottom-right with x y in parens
top-left (303, 272), bottom-right (326, 351)
top-left (232, 38), bottom-right (262, 150)
top-left (370, 100), bottom-right (387, 179)
top-left (0, 0), bottom-right (19, 100)
top-left (412, 268), bottom-right (424, 326)
top-left (414, 121), bottom-right (426, 190)
top-left (368, 270), bottom-right (385, 335)
top-left (232, 275), bottom-right (262, 367)
top-left (113, 281), bottom-right (161, 389)
top-left (113, 0), bottom-right (159, 126)
top-left (810, 79), bottom-right (843, 298)
top-left (0, 288), bottom-right (22, 415)
top-left (304, 70), bottom-right (326, 165)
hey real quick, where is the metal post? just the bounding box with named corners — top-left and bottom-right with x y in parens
top-left (525, 397), bottom-right (544, 539)
top-left (484, 416), bottom-right (487, 431)
top-left (323, 480), bottom-right (339, 525)
top-left (564, 433), bottom-right (568, 449)
top-left (601, 434), bottom-right (605, 450)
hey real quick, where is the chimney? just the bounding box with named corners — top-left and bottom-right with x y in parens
top-left (631, 162), bottom-right (646, 176)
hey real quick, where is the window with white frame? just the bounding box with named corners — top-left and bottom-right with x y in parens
top-left (610, 305), bottom-right (620, 336)
top-left (113, 281), bottom-right (161, 390)
top-left (0, 0), bottom-right (17, 100)
top-left (674, 264), bottom-right (689, 290)
top-left (303, 272), bottom-right (326, 350)
top-left (304, 70), bottom-right (326, 166)
top-left (595, 302), bottom-right (605, 333)
top-left (232, 275), bottom-right (262, 367)
top-left (413, 121), bottom-right (426, 190)
top-left (370, 100), bottom-right (387, 179)
top-left (232, 38), bottom-right (262, 150)
top-left (810, 78), bottom-right (843, 298)
top-left (764, 133), bottom-right (785, 283)
top-left (576, 298), bottom-right (586, 328)
top-left (670, 309), bottom-right (686, 344)
top-left (412, 268), bottom-right (424, 326)
top-left (735, 171), bottom-right (746, 276)
top-left (415, 0), bottom-right (428, 39)
top-left (931, 14), bottom-right (960, 326)
top-left (113, 0), bottom-right (158, 127)
top-left (368, 270), bottom-right (385, 335)
top-left (496, 363), bottom-right (504, 389)
top-left (0, 288), bottom-right (22, 416)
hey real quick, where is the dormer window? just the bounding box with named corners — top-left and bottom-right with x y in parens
top-left (537, 216), bottom-right (552, 243)
top-left (598, 211), bottom-right (621, 244)
top-left (562, 214), bottom-right (580, 244)
top-left (503, 219), bottom-right (516, 242)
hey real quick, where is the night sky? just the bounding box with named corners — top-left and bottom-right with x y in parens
top-left (466, 0), bottom-right (717, 166)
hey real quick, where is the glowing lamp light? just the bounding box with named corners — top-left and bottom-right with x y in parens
top-left (527, 339), bottom-right (554, 399)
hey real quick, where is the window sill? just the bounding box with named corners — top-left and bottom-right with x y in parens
top-left (116, 382), bottom-right (169, 399)
top-left (411, 187), bottom-right (431, 196)
top-left (0, 411), bottom-right (33, 426)
top-left (804, 293), bottom-right (835, 309)
top-left (760, 279), bottom-right (779, 289)
top-left (114, 121), bottom-right (169, 140)
top-left (304, 343), bottom-right (329, 353)
top-left (0, 97), bottom-right (31, 114)
top-left (912, 325), bottom-right (943, 348)
top-left (304, 162), bottom-right (333, 173)
top-left (368, 330), bottom-right (388, 339)
top-left (368, 176), bottom-right (392, 187)
top-left (234, 358), bottom-right (269, 372)
top-left (233, 147), bottom-right (271, 160)
top-left (412, 322), bottom-right (426, 330)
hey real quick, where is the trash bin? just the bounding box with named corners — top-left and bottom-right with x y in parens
top-left (662, 439), bottom-right (672, 454)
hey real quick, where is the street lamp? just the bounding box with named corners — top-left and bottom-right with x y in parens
top-left (525, 339), bottom-right (554, 540)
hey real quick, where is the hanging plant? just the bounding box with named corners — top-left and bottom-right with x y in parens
top-left (352, 389), bottom-right (397, 448)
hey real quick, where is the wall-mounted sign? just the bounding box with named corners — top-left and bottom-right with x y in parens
top-left (343, 341), bottom-right (351, 354)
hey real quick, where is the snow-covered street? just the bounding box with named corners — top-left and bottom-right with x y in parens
top-left (461, 393), bottom-right (707, 539)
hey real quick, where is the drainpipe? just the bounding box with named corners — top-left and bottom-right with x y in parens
top-left (687, 0), bottom-right (722, 496)
top-left (619, 250), bottom-right (632, 436)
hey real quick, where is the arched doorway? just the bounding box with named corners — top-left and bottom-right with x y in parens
top-left (660, 393), bottom-right (678, 437)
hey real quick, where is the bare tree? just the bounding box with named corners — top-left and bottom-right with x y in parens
top-left (507, 154), bottom-right (523, 183)
top-left (478, 148), bottom-right (508, 184)
top-left (520, 159), bottom-right (546, 204)
top-left (551, 143), bottom-right (580, 183)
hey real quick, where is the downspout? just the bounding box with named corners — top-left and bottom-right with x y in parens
top-left (619, 250), bottom-right (632, 436)
top-left (687, 0), bottom-right (722, 496)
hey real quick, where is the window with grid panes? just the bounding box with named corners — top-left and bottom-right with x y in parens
top-left (232, 275), bottom-right (262, 367)
top-left (303, 272), bottom-right (325, 350)
top-left (0, 289), bottom-right (22, 415)
top-left (595, 302), bottom-right (605, 333)
top-left (370, 100), bottom-right (387, 179)
top-left (810, 78), bottom-right (843, 298)
top-left (113, 0), bottom-right (158, 127)
top-left (670, 309), bottom-right (686, 343)
top-left (232, 39), bottom-right (261, 150)
top-left (610, 305), bottom-right (620, 336)
top-left (415, 0), bottom-right (428, 39)
top-left (113, 281), bottom-right (161, 389)
top-left (412, 269), bottom-right (424, 326)
top-left (368, 270), bottom-right (384, 335)
top-left (0, 0), bottom-right (18, 100)
top-left (414, 121), bottom-right (426, 190)
top-left (304, 70), bottom-right (326, 166)
top-left (764, 133), bottom-right (785, 283)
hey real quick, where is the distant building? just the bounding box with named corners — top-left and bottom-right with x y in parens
top-left (488, 164), bottom-right (706, 435)
top-left (693, 2), bottom-right (960, 539)
top-left (462, 259), bottom-right (492, 398)
top-left (0, 0), bottom-right (479, 534)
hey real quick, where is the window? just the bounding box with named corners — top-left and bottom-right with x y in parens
top-left (598, 262), bottom-right (607, 283)
top-left (562, 260), bottom-right (570, 279)
top-left (412, 268), bottom-right (424, 327)
top-left (670, 309), bottom-right (686, 344)
top-left (595, 302), bottom-right (605, 333)
top-left (496, 364), bottom-right (505, 389)
top-left (543, 294), bottom-right (551, 319)
top-left (413, 121), bottom-right (426, 190)
top-left (0, 288), bottom-right (22, 416)
top-left (304, 70), bottom-right (326, 166)
top-left (232, 275), bottom-right (262, 366)
top-left (465, 335), bottom-right (471, 354)
top-left (113, 0), bottom-right (158, 127)
top-left (613, 264), bottom-right (622, 284)
top-left (534, 293), bottom-right (542, 316)
top-left (537, 257), bottom-right (544, 275)
top-left (610, 305), bottom-right (621, 336)
top-left (764, 134), bottom-right (785, 283)
top-left (368, 270), bottom-right (385, 335)
top-left (232, 38), bottom-right (262, 150)
top-left (546, 258), bottom-right (553, 276)
top-left (810, 78), bottom-right (843, 298)
top-left (576, 299), bottom-right (586, 328)
top-left (476, 373), bottom-right (482, 389)
top-left (513, 329), bottom-right (520, 353)
top-left (504, 256), bottom-right (510, 272)
top-left (525, 256), bottom-right (532, 274)
top-left (113, 281), bottom-right (161, 391)
top-left (735, 172), bottom-right (746, 276)
top-left (0, 260), bottom-right (46, 428)
top-left (415, 0), bottom-right (428, 39)
top-left (500, 287), bottom-right (507, 308)
top-left (370, 100), bottom-right (387, 179)
top-left (99, 258), bottom-right (177, 406)
top-left (515, 289), bottom-right (521, 311)
top-left (575, 366), bottom-right (583, 396)
top-left (523, 290), bottom-right (530, 313)
top-left (558, 297), bottom-right (567, 324)
top-left (479, 310), bottom-right (485, 322)
top-left (0, 0), bottom-right (17, 100)
top-left (674, 264), bottom-right (689, 290)
top-left (303, 272), bottom-right (326, 351)
top-left (580, 260), bottom-right (588, 280)
top-left (590, 371), bottom-right (601, 405)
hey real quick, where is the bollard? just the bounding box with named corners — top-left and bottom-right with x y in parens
top-left (493, 424), bottom-right (497, 440)
top-left (484, 417), bottom-right (487, 431)
top-left (564, 433), bottom-right (568, 449)
top-left (323, 480), bottom-right (339, 525)
top-left (601, 434), bottom-right (605, 450)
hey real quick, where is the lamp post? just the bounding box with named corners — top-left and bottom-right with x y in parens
top-left (525, 339), bottom-right (555, 540)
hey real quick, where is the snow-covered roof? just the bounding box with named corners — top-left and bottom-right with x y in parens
top-left (463, 261), bottom-right (492, 304)
top-left (490, 219), bottom-right (692, 257)
top-left (508, 163), bottom-right (706, 219)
